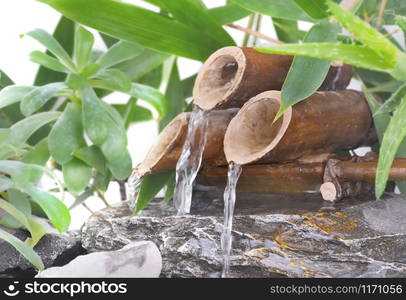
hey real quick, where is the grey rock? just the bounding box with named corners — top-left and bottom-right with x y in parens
top-left (0, 229), bottom-right (83, 277)
top-left (82, 192), bottom-right (406, 278)
top-left (37, 241), bottom-right (162, 278)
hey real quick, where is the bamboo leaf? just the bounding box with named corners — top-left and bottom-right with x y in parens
top-left (96, 41), bottom-right (144, 69)
top-left (207, 3), bottom-right (250, 25)
top-left (375, 96), bottom-right (406, 198)
top-left (396, 16), bottom-right (406, 35)
top-left (38, 0), bottom-right (225, 61)
top-left (374, 84), bottom-right (406, 116)
top-left (0, 70), bottom-right (14, 89)
top-left (0, 86), bottom-right (35, 110)
top-left (134, 170), bottom-right (174, 214)
top-left (20, 82), bottom-right (67, 116)
top-left (327, 1), bottom-right (399, 60)
top-left (27, 28), bottom-right (76, 71)
top-left (34, 16), bottom-right (75, 86)
top-left (30, 51), bottom-right (70, 74)
top-left (48, 102), bottom-right (86, 164)
top-left (256, 43), bottom-right (394, 72)
top-left (278, 22), bottom-right (338, 119)
top-left (74, 26), bottom-right (94, 71)
top-left (62, 158), bottom-right (92, 194)
top-left (273, 18), bottom-right (304, 43)
top-left (0, 228), bottom-right (44, 270)
top-left (229, 0), bottom-right (313, 21)
top-left (293, 0), bottom-right (328, 19)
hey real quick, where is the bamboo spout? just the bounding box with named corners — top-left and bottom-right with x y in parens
top-left (224, 90), bottom-right (374, 165)
top-left (134, 109), bottom-right (238, 177)
top-left (193, 46), bottom-right (353, 110)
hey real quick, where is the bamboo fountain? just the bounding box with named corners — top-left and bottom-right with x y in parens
top-left (131, 46), bottom-right (406, 277)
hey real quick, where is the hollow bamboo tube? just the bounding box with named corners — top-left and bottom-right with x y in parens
top-left (193, 46), bottom-right (353, 110)
top-left (224, 90), bottom-right (375, 165)
top-left (134, 109), bottom-right (238, 177)
top-left (198, 158), bottom-right (406, 194)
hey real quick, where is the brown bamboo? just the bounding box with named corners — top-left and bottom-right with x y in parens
top-left (224, 90), bottom-right (375, 165)
top-left (198, 158), bottom-right (406, 195)
top-left (193, 46), bottom-right (353, 110)
top-left (134, 109), bottom-right (238, 177)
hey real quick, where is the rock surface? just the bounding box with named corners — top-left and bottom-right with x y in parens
top-left (0, 229), bottom-right (83, 277)
top-left (37, 241), bottom-right (162, 278)
top-left (82, 192), bottom-right (406, 278)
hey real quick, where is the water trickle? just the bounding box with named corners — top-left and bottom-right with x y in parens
top-left (173, 105), bottom-right (208, 216)
top-left (127, 172), bottom-right (143, 211)
top-left (221, 162), bottom-right (242, 278)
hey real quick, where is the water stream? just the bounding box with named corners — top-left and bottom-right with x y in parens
top-left (127, 172), bottom-right (143, 211)
top-left (221, 162), bottom-right (242, 278)
top-left (173, 106), bottom-right (208, 216)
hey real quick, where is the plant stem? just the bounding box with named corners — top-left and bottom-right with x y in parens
top-left (253, 14), bottom-right (262, 46)
top-left (377, 0), bottom-right (388, 28)
top-left (242, 14), bottom-right (255, 46)
top-left (227, 23), bottom-right (283, 45)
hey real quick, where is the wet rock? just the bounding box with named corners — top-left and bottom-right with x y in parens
top-left (82, 193), bottom-right (406, 278)
top-left (37, 241), bottom-right (162, 278)
top-left (0, 229), bottom-right (83, 277)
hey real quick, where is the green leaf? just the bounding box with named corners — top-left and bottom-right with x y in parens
top-left (22, 138), bottom-right (50, 184)
top-left (160, 60), bottom-right (184, 130)
top-left (0, 197), bottom-right (45, 247)
top-left (0, 228), bottom-right (44, 270)
top-left (0, 176), bottom-right (14, 192)
top-left (27, 28), bottom-right (76, 71)
top-left (0, 70), bottom-right (14, 89)
top-left (0, 86), bottom-right (35, 110)
top-left (163, 172), bottom-right (176, 204)
top-left (10, 111), bottom-right (60, 144)
top-left (23, 184), bottom-right (70, 233)
top-left (293, 0), bottom-right (328, 19)
top-left (134, 170), bottom-right (174, 213)
top-left (80, 87), bottom-right (109, 146)
top-left (62, 158), bottom-right (92, 194)
top-left (130, 83), bottom-right (168, 117)
top-left (327, 1), bottom-right (399, 60)
top-left (273, 18), bottom-right (304, 43)
top-left (0, 189), bottom-right (31, 229)
top-left (375, 96), bottom-right (406, 198)
top-left (396, 16), bottom-right (406, 35)
top-left (72, 145), bottom-right (106, 174)
top-left (34, 16), bottom-right (75, 86)
top-left (207, 3), bottom-right (250, 25)
top-left (74, 26), bottom-right (95, 71)
top-left (30, 51), bottom-right (70, 73)
top-left (96, 40), bottom-right (144, 69)
top-left (0, 161), bottom-right (47, 187)
top-left (116, 49), bottom-right (169, 82)
top-left (374, 84), bottom-right (406, 116)
top-left (38, 0), bottom-right (225, 61)
top-left (157, 0), bottom-right (235, 46)
top-left (229, 0), bottom-right (313, 21)
top-left (93, 171), bottom-right (111, 192)
top-left (91, 69), bottom-right (132, 92)
top-left (277, 22), bottom-right (338, 119)
top-left (48, 102), bottom-right (85, 164)
top-left (114, 100), bottom-right (154, 129)
top-left (256, 43), bottom-right (394, 72)
top-left (20, 82), bottom-right (67, 116)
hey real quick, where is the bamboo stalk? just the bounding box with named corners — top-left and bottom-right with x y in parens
top-left (193, 47), bottom-right (353, 110)
top-left (224, 90), bottom-right (375, 166)
top-left (134, 109), bottom-right (238, 177)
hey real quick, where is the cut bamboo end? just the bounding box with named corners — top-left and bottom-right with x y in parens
top-left (320, 182), bottom-right (338, 201)
top-left (223, 91), bottom-right (292, 165)
top-left (193, 46), bottom-right (353, 110)
top-left (134, 113), bottom-right (189, 177)
top-left (224, 90), bottom-right (374, 165)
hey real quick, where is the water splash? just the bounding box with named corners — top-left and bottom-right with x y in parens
top-left (127, 172), bottom-right (143, 211)
top-left (173, 105), bottom-right (208, 216)
top-left (221, 162), bottom-right (242, 278)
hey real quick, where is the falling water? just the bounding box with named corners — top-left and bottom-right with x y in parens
top-left (173, 105), bottom-right (208, 216)
top-left (221, 162), bottom-right (242, 278)
top-left (127, 172), bottom-right (143, 211)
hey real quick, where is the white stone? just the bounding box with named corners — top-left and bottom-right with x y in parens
top-left (37, 241), bottom-right (162, 278)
